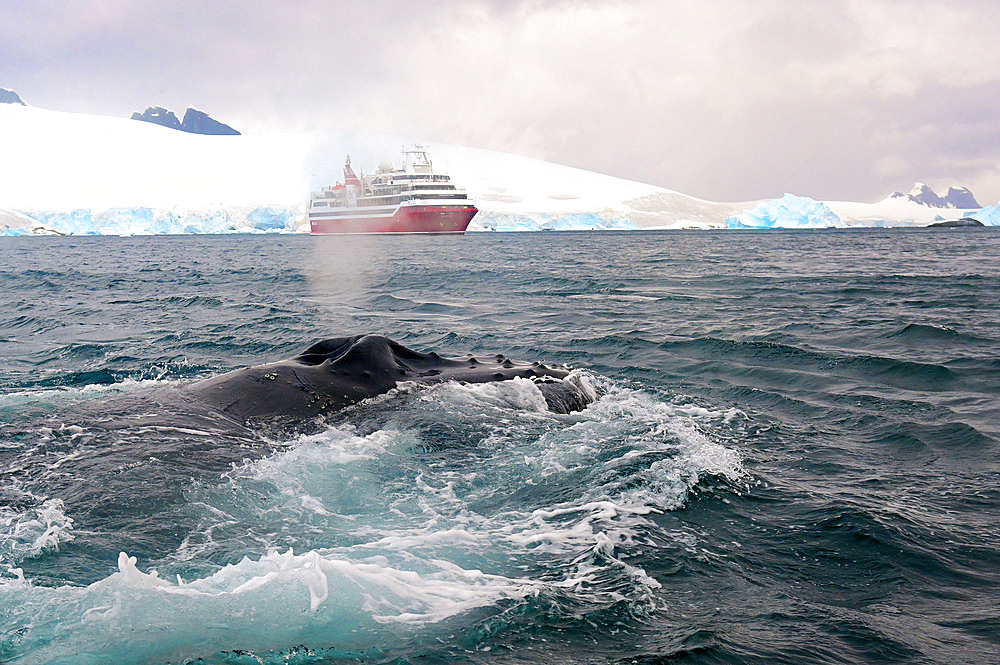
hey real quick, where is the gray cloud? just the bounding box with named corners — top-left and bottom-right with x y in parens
top-left (3, 0), bottom-right (1000, 203)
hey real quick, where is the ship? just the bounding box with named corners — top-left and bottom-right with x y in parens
top-left (309, 145), bottom-right (478, 234)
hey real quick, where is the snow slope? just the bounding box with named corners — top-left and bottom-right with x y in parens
top-left (827, 197), bottom-right (983, 227)
top-left (1, 103), bottom-right (996, 234)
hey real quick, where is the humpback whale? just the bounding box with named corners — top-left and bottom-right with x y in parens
top-left (0, 336), bottom-right (596, 580)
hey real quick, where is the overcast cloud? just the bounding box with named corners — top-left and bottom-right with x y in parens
top-left (3, 0), bottom-right (1000, 203)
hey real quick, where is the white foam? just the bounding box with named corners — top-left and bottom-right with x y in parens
top-left (0, 497), bottom-right (75, 564)
top-left (4, 547), bottom-right (530, 665)
top-left (0, 375), bottom-right (186, 412)
top-left (250, 425), bottom-right (394, 474)
top-left (426, 376), bottom-right (551, 413)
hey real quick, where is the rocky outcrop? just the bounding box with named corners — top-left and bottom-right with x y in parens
top-left (131, 106), bottom-right (240, 135)
top-left (0, 88), bottom-right (26, 105)
top-left (131, 106), bottom-right (182, 130)
top-left (179, 108), bottom-right (240, 135)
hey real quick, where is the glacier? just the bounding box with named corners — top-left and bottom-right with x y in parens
top-left (1, 102), bottom-right (998, 235)
top-left (726, 194), bottom-right (845, 229)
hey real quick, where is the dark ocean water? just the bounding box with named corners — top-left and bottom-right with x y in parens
top-left (0, 229), bottom-right (998, 665)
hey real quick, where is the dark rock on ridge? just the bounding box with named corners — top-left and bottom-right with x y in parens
top-left (180, 107), bottom-right (240, 135)
top-left (0, 88), bottom-right (26, 105)
top-left (131, 106), bottom-right (182, 129)
top-left (131, 105), bottom-right (240, 135)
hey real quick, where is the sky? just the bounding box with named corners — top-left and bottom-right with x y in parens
top-left (3, 0), bottom-right (1000, 204)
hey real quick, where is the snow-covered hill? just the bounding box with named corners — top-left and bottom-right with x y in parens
top-left (1, 102), bottom-right (749, 234)
top-left (0, 101), bottom-right (996, 235)
top-left (828, 195), bottom-right (979, 227)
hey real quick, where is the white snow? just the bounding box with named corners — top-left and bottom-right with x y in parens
top-left (0, 105), bottom-right (314, 211)
top-left (0, 103), bottom-right (996, 234)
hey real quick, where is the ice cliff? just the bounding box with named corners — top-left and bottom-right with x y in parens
top-left (471, 212), bottom-right (638, 232)
top-left (10, 206), bottom-right (301, 236)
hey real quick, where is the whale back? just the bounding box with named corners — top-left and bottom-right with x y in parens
top-left (184, 335), bottom-right (592, 423)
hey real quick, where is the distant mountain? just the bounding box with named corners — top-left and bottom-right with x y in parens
top-left (889, 182), bottom-right (980, 209)
top-left (1, 88), bottom-right (26, 105)
top-left (131, 105), bottom-right (240, 135)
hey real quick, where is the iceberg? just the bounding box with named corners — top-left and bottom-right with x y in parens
top-left (968, 204), bottom-right (1000, 226)
top-left (727, 194), bottom-right (844, 229)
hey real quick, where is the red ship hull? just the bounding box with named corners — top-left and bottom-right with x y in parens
top-left (310, 205), bottom-right (478, 235)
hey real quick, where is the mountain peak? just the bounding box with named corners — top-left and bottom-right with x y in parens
top-left (889, 182), bottom-right (979, 209)
top-left (943, 186), bottom-right (979, 209)
top-left (0, 88), bottom-right (26, 105)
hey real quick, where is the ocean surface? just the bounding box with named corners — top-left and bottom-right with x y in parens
top-left (1, 229), bottom-right (998, 665)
